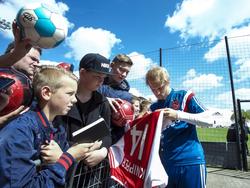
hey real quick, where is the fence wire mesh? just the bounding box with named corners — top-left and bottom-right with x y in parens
top-left (66, 159), bottom-right (123, 188)
top-left (127, 35), bottom-right (250, 170)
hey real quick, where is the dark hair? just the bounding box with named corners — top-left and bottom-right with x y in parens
top-left (5, 41), bottom-right (42, 55)
top-left (112, 54), bottom-right (133, 66)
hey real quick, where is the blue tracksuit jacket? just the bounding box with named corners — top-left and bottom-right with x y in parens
top-left (0, 108), bottom-right (75, 188)
top-left (98, 78), bottom-right (132, 102)
top-left (150, 89), bottom-right (206, 169)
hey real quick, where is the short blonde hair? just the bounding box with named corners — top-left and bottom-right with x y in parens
top-left (146, 66), bottom-right (170, 86)
top-left (140, 99), bottom-right (151, 113)
top-left (131, 95), bottom-right (140, 104)
top-left (33, 65), bottom-right (78, 97)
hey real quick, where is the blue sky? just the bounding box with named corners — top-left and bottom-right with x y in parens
top-left (1, 0), bottom-right (250, 116)
top-left (0, 0), bottom-right (181, 61)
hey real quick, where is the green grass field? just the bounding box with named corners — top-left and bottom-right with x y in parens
top-left (197, 127), bottom-right (227, 142)
top-left (197, 127), bottom-right (250, 151)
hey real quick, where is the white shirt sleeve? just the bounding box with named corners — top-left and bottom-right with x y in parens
top-left (177, 110), bottom-right (219, 127)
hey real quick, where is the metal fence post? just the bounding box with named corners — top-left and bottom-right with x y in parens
top-left (237, 99), bottom-right (249, 171)
top-left (225, 36), bottom-right (242, 170)
top-left (159, 48), bottom-right (162, 67)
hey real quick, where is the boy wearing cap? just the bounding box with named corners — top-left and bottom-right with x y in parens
top-left (56, 53), bottom-right (113, 187)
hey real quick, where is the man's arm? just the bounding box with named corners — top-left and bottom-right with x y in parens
top-left (161, 108), bottom-right (218, 127)
top-left (0, 21), bottom-right (31, 67)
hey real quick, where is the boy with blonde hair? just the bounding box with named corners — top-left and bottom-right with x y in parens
top-left (0, 65), bottom-right (93, 188)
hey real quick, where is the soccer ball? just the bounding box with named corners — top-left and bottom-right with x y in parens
top-left (16, 3), bottom-right (68, 49)
top-left (0, 68), bottom-right (33, 116)
top-left (111, 99), bottom-right (134, 127)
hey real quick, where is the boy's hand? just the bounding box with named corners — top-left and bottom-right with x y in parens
top-left (89, 140), bottom-right (102, 151)
top-left (67, 143), bottom-right (94, 162)
top-left (0, 105), bottom-right (26, 127)
top-left (40, 140), bottom-right (63, 164)
top-left (107, 97), bottom-right (123, 113)
top-left (83, 147), bottom-right (108, 167)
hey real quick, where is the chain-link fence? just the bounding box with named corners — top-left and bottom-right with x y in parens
top-left (64, 34), bottom-right (250, 188)
top-left (128, 34), bottom-right (250, 171)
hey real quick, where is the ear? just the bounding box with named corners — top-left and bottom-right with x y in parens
top-left (166, 80), bottom-right (170, 86)
top-left (79, 68), bottom-right (87, 75)
top-left (40, 86), bottom-right (52, 101)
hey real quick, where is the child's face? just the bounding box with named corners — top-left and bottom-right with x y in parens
top-left (111, 62), bottom-right (131, 83)
top-left (49, 77), bottom-right (77, 116)
top-left (132, 100), bottom-right (140, 117)
top-left (80, 70), bottom-right (106, 91)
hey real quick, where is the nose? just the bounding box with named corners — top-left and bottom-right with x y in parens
top-left (32, 59), bottom-right (40, 66)
top-left (99, 76), bottom-right (105, 83)
top-left (153, 89), bottom-right (161, 96)
top-left (121, 71), bottom-right (127, 77)
top-left (72, 95), bottom-right (77, 104)
top-left (97, 75), bottom-right (105, 84)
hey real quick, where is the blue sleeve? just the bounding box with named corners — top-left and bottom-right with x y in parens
top-left (150, 103), bottom-right (159, 112)
top-left (0, 121), bottom-right (74, 188)
top-left (98, 85), bottom-right (133, 102)
top-left (187, 95), bottom-right (206, 113)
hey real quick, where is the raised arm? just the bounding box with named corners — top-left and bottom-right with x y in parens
top-left (0, 21), bottom-right (31, 67)
top-left (161, 108), bottom-right (218, 127)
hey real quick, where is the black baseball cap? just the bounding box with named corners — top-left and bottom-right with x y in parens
top-left (79, 53), bottom-right (112, 75)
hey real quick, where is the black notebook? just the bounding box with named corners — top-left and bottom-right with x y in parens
top-left (72, 117), bottom-right (110, 143)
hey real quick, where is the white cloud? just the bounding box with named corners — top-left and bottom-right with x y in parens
top-left (165, 0), bottom-right (250, 41)
top-left (65, 27), bottom-right (121, 62)
top-left (40, 59), bottom-right (58, 66)
top-left (185, 69), bottom-right (197, 79)
top-left (182, 68), bottom-right (223, 92)
top-left (0, 0), bottom-right (71, 39)
top-left (204, 26), bottom-right (250, 62)
top-left (216, 88), bottom-right (250, 110)
top-left (203, 40), bottom-right (226, 62)
top-left (129, 88), bottom-right (142, 97)
top-left (127, 52), bottom-right (156, 81)
top-left (234, 58), bottom-right (250, 82)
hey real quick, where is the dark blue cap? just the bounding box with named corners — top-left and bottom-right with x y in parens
top-left (79, 53), bottom-right (112, 75)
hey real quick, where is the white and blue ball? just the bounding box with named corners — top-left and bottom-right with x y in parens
top-left (16, 3), bottom-right (68, 49)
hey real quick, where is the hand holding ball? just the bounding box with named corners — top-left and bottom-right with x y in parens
top-left (111, 99), bottom-right (134, 127)
top-left (16, 3), bottom-right (68, 49)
